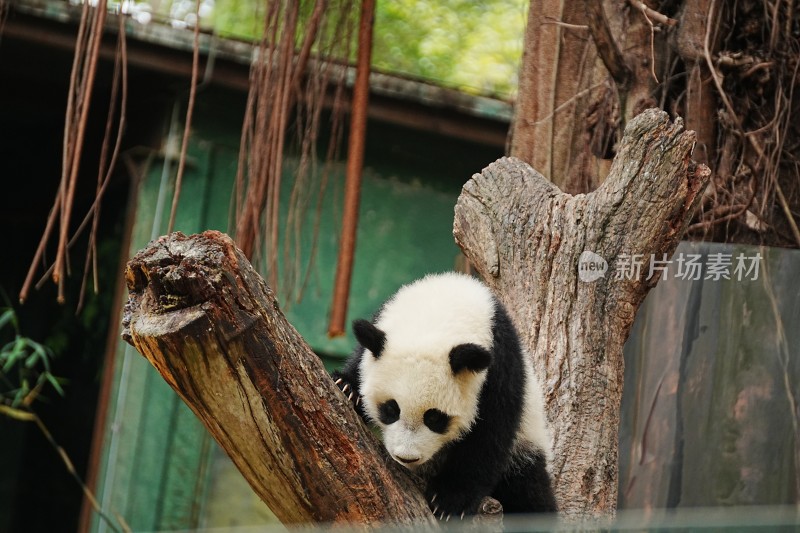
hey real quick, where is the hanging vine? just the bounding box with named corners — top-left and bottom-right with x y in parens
top-left (19, 1), bottom-right (130, 307)
top-left (17, 0), bottom-right (359, 310)
top-left (234, 0), bottom-right (358, 305)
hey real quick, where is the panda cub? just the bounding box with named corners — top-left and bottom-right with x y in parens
top-left (333, 271), bottom-right (557, 519)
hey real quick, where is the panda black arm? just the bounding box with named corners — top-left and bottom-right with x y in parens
top-left (427, 376), bottom-right (524, 515)
top-left (425, 401), bottom-right (519, 518)
top-left (426, 303), bottom-right (530, 518)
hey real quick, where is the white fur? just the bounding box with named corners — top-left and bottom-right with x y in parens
top-left (358, 272), bottom-right (550, 468)
top-left (518, 360), bottom-right (552, 462)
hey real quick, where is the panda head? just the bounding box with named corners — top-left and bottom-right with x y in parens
top-left (355, 319), bottom-right (491, 468)
top-left (352, 273), bottom-right (496, 469)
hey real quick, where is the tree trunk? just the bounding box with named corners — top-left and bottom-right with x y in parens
top-left (454, 109), bottom-right (711, 520)
top-left (510, 0), bottom-right (664, 194)
top-left (120, 230), bottom-right (437, 527)
top-left (512, 0), bottom-right (799, 247)
top-left (510, 0), bottom-right (605, 192)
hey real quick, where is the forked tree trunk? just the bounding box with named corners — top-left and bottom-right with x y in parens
top-left (121, 108), bottom-right (707, 525)
top-left (454, 108), bottom-right (710, 519)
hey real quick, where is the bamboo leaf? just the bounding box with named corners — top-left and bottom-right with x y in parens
top-left (0, 404), bottom-right (36, 422)
top-left (45, 373), bottom-right (65, 397)
top-left (24, 351), bottom-right (40, 369)
top-left (12, 387), bottom-right (27, 408)
top-left (0, 309), bottom-right (15, 331)
top-left (1, 338), bottom-right (27, 372)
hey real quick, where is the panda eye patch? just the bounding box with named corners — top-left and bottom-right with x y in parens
top-left (378, 399), bottom-right (400, 424)
top-left (423, 409), bottom-right (451, 434)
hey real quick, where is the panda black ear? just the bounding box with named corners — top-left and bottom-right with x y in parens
top-left (449, 343), bottom-right (492, 374)
top-left (352, 319), bottom-right (386, 358)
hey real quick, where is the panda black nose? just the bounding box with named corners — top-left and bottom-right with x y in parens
top-left (396, 455), bottom-right (420, 464)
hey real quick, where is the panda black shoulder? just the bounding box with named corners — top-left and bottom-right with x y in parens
top-left (477, 296), bottom-right (528, 437)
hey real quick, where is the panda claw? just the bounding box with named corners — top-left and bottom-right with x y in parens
top-left (431, 493), bottom-right (437, 503)
top-left (445, 514), bottom-right (451, 522)
top-left (342, 384), bottom-right (350, 393)
top-left (355, 396), bottom-right (361, 406)
top-left (432, 504), bottom-right (439, 515)
top-left (348, 392), bottom-right (354, 401)
top-left (460, 511), bottom-right (465, 521)
top-left (334, 378), bottom-right (342, 386)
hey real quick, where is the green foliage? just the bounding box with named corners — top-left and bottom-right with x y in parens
top-left (0, 307), bottom-right (64, 410)
top-left (126, 0), bottom-right (526, 97)
top-left (205, 0), bottom-right (263, 39)
top-left (372, 0), bottom-right (527, 97)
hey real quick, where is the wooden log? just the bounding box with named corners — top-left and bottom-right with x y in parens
top-left (454, 108), bottom-right (711, 520)
top-left (120, 230), bottom-right (437, 527)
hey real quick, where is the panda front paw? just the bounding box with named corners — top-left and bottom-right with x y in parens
top-left (426, 489), bottom-right (481, 522)
top-left (331, 372), bottom-right (360, 407)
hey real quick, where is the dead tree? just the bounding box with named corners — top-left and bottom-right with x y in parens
top-left (121, 109), bottom-right (708, 525)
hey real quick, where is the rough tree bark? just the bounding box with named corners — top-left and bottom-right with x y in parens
top-left (510, 0), bottom-right (664, 194)
top-left (454, 108), bottom-right (710, 520)
top-left (120, 230), bottom-right (437, 527)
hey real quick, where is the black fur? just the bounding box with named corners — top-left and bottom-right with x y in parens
top-left (423, 409), bottom-right (451, 434)
top-left (492, 451), bottom-right (559, 513)
top-left (352, 319), bottom-right (386, 357)
top-left (332, 286), bottom-right (557, 518)
top-left (449, 343), bottom-right (492, 374)
top-left (332, 319), bottom-right (386, 418)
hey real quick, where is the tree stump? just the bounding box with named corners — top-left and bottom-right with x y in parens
top-left (454, 108), bottom-right (711, 520)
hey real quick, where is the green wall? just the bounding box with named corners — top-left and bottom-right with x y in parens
top-left (89, 87), bottom-right (503, 531)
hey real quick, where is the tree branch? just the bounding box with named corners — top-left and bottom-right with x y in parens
top-left (627, 0), bottom-right (677, 27)
top-left (581, 0), bottom-right (631, 89)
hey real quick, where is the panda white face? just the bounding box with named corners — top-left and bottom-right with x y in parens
top-left (353, 272), bottom-right (497, 468)
top-left (360, 351), bottom-right (488, 468)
